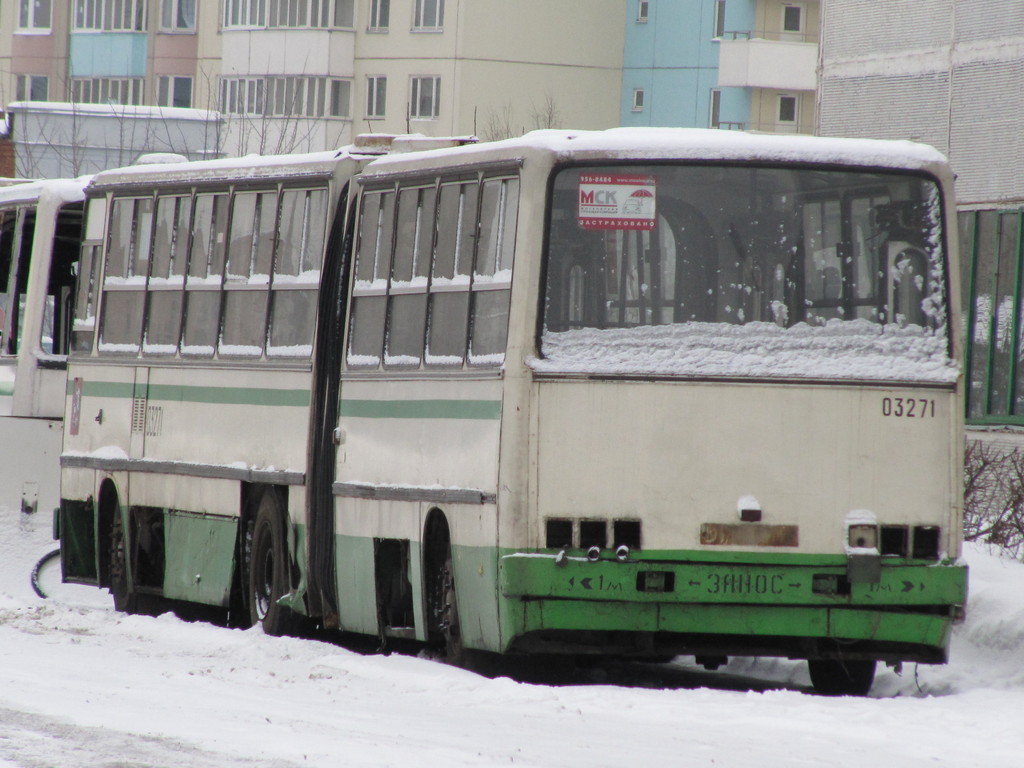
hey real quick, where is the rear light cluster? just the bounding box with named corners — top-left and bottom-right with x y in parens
top-left (848, 524), bottom-right (942, 560)
top-left (545, 518), bottom-right (641, 551)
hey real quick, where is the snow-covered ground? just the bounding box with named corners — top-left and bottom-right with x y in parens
top-left (2, 507), bottom-right (1023, 767)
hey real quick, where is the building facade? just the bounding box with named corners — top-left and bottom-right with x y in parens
top-left (818, 0), bottom-right (1024, 431)
top-left (1, 1), bottom-right (625, 159)
top-left (621, 0), bottom-right (818, 134)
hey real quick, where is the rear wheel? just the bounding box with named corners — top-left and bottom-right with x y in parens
top-left (248, 492), bottom-right (298, 636)
top-left (108, 508), bottom-right (161, 615)
top-left (808, 658), bottom-right (876, 696)
top-left (109, 510), bottom-right (138, 613)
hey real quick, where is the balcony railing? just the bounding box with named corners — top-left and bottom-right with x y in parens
top-left (720, 29), bottom-right (818, 44)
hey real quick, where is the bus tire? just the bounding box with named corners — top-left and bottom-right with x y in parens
top-left (109, 508), bottom-right (143, 614)
top-left (807, 658), bottom-right (876, 696)
top-left (248, 492), bottom-right (296, 636)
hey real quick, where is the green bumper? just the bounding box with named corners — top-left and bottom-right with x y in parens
top-left (499, 552), bottom-right (968, 654)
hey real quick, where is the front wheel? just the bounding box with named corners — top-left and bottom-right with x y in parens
top-left (248, 493), bottom-right (298, 636)
top-left (808, 659), bottom-right (876, 696)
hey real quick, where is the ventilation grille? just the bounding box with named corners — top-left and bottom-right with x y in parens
top-left (131, 397), bottom-right (147, 433)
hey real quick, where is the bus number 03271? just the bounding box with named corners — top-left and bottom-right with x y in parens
top-left (881, 397), bottom-right (936, 418)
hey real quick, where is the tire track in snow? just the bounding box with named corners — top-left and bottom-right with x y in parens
top-left (0, 707), bottom-right (305, 768)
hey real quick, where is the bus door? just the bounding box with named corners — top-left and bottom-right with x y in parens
top-left (0, 205), bottom-right (32, 413)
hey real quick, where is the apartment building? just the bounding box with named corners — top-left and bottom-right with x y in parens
top-left (352, 0), bottom-right (624, 141)
top-left (818, 0), bottom-right (1024, 432)
top-left (1, 1), bottom-right (625, 160)
top-left (621, 0), bottom-right (818, 134)
top-left (0, 1), bottom-right (218, 110)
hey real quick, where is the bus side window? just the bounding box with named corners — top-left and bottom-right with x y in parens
top-left (45, 203), bottom-right (85, 356)
top-left (72, 198), bottom-right (107, 355)
top-left (99, 198), bottom-right (151, 354)
top-left (269, 188), bottom-right (326, 358)
top-left (384, 185), bottom-right (434, 368)
top-left (0, 209), bottom-right (15, 353)
top-left (469, 176), bottom-right (517, 365)
top-left (221, 190), bottom-right (275, 357)
top-left (182, 193), bottom-right (227, 357)
top-left (144, 194), bottom-right (190, 355)
top-left (347, 189), bottom-right (394, 368)
top-left (425, 180), bottom-right (476, 367)
top-left (72, 245), bottom-right (99, 354)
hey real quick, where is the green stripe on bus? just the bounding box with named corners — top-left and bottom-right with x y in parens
top-left (147, 384), bottom-right (309, 407)
top-left (339, 399), bottom-right (502, 420)
top-left (67, 380), bottom-right (136, 399)
top-left (0, 383), bottom-right (14, 397)
top-left (68, 380), bottom-right (309, 407)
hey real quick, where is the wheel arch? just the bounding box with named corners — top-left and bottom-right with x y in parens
top-left (95, 476), bottom-right (122, 590)
top-left (422, 506), bottom-right (453, 644)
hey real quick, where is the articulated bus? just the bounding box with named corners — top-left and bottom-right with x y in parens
top-left (59, 128), bottom-right (968, 695)
top-left (1, 178), bottom-right (88, 515)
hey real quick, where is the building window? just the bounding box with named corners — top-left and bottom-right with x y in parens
top-left (409, 76), bottom-right (440, 120)
top-left (334, 0), bottom-right (355, 26)
top-left (637, 1), bottom-right (649, 22)
top-left (72, 77), bottom-right (145, 106)
top-left (366, 76), bottom-right (387, 118)
top-left (368, 0), bottom-right (389, 30)
top-left (330, 80), bottom-right (352, 117)
top-left (632, 88), bottom-right (645, 112)
top-left (709, 89), bottom-right (721, 128)
top-left (161, 0), bottom-right (196, 30)
top-left (74, 0), bottom-right (147, 31)
top-left (783, 4), bottom-right (803, 34)
top-left (15, 75), bottom-right (49, 101)
top-left (222, 0), bottom-right (354, 28)
top-left (220, 76), bottom-right (351, 118)
top-left (18, 0), bottom-right (52, 30)
top-left (413, 0), bottom-right (443, 29)
top-left (714, 0), bottom-right (726, 38)
top-left (158, 76), bottom-right (193, 108)
top-left (778, 94), bottom-right (798, 123)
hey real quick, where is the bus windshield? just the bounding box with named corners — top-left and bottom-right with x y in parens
top-left (540, 163), bottom-right (956, 383)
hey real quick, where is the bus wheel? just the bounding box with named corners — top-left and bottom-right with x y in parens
top-left (109, 510), bottom-right (137, 613)
top-left (807, 659), bottom-right (876, 696)
top-left (438, 546), bottom-right (465, 663)
top-left (248, 492), bottom-right (295, 636)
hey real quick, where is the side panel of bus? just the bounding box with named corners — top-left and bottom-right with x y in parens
top-left (1, 190), bottom-right (84, 514)
top-left (60, 168), bottom-right (344, 610)
top-left (331, 170), bottom-right (520, 648)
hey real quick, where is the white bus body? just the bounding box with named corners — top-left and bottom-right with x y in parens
top-left (60, 129), bottom-right (967, 695)
top-left (1, 178), bottom-right (88, 514)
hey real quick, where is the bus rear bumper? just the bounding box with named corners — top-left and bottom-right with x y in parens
top-left (498, 552), bottom-right (968, 662)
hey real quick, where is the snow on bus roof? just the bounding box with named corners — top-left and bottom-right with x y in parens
top-left (0, 176), bottom-right (90, 206)
top-left (364, 127), bottom-right (950, 174)
top-left (87, 148), bottom-right (349, 188)
top-left (84, 134), bottom-right (459, 189)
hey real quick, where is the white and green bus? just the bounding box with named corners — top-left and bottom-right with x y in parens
top-left (60, 128), bottom-right (968, 695)
top-left (1, 177), bottom-right (88, 515)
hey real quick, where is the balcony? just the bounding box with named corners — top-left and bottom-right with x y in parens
top-left (717, 35), bottom-right (818, 91)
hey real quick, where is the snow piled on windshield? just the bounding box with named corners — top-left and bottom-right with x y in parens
top-left (534, 319), bottom-right (959, 383)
